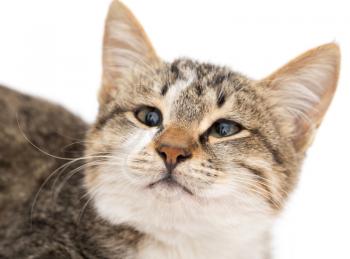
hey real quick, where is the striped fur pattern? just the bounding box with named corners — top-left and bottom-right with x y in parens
top-left (0, 1), bottom-right (340, 258)
top-left (83, 1), bottom-right (341, 259)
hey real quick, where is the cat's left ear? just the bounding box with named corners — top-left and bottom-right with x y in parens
top-left (260, 43), bottom-right (340, 152)
top-left (100, 0), bottom-right (161, 103)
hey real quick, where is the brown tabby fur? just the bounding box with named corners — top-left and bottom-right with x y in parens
top-left (0, 1), bottom-right (340, 258)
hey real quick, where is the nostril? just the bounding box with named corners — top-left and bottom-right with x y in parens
top-left (177, 155), bottom-right (186, 163)
top-left (156, 145), bottom-right (192, 167)
top-left (176, 152), bottom-right (192, 164)
top-left (157, 150), bottom-right (167, 161)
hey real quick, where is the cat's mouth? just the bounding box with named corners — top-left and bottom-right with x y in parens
top-left (148, 174), bottom-right (194, 195)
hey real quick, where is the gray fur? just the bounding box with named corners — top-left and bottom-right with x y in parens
top-left (0, 86), bottom-right (142, 258)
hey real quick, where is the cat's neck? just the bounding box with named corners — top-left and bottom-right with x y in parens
top-left (135, 223), bottom-right (271, 259)
top-left (90, 172), bottom-right (274, 259)
top-left (122, 203), bottom-right (273, 259)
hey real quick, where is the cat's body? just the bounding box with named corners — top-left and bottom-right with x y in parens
top-left (0, 86), bottom-right (270, 259)
top-left (0, 1), bottom-right (340, 258)
top-left (0, 86), bottom-right (142, 258)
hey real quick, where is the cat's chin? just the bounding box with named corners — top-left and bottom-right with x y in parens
top-left (148, 175), bottom-right (194, 196)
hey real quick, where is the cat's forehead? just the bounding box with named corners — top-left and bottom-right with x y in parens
top-left (159, 59), bottom-right (251, 124)
top-left (167, 59), bottom-right (245, 90)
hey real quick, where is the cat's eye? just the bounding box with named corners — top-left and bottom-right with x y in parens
top-left (209, 120), bottom-right (242, 138)
top-left (135, 106), bottom-right (162, 127)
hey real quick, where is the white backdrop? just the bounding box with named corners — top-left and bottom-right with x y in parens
top-left (0, 0), bottom-right (349, 258)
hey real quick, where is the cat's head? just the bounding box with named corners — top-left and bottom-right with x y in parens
top-left (85, 0), bottom-right (340, 230)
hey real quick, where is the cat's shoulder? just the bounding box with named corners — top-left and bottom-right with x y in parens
top-left (0, 85), bottom-right (88, 238)
top-left (0, 85), bottom-right (87, 157)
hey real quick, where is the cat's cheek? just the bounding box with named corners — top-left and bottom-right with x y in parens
top-left (120, 127), bottom-right (157, 155)
top-left (114, 127), bottom-right (162, 183)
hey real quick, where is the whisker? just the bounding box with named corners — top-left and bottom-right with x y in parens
top-left (77, 182), bottom-right (105, 225)
top-left (30, 154), bottom-right (115, 228)
top-left (228, 176), bottom-right (283, 209)
top-left (16, 115), bottom-right (80, 161)
top-left (52, 159), bottom-right (111, 202)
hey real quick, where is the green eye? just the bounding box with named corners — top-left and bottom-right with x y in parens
top-left (209, 120), bottom-right (242, 138)
top-left (135, 106), bottom-right (162, 127)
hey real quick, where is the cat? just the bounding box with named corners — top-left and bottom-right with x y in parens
top-left (0, 0), bottom-right (340, 258)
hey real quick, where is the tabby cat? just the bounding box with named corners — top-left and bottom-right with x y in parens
top-left (0, 1), bottom-right (340, 258)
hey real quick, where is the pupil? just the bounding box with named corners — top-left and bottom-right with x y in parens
top-left (217, 123), bottom-right (230, 136)
top-left (146, 111), bottom-right (159, 126)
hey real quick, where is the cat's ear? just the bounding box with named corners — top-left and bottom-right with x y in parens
top-left (100, 0), bottom-right (161, 103)
top-left (261, 43), bottom-right (340, 152)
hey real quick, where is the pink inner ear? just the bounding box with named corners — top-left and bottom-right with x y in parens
top-left (262, 43), bottom-right (340, 152)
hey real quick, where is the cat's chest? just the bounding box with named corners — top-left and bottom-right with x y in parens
top-left (135, 230), bottom-right (268, 259)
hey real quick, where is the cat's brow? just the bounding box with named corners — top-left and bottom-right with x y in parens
top-left (216, 91), bottom-right (226, 107)
top-left (161, 83), bottom-right (169, 96)
top-left (170, 62), bottom-right (180, 80)
top-left (160, 62), bottom-right (183, 96)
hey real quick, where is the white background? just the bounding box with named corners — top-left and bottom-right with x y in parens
top-left (0, 0), bottom-right (349, 258)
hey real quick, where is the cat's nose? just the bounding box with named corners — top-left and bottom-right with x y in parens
top-left (156, 145), bottom-right (192, 171)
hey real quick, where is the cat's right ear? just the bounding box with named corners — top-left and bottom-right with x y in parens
top-left (100, 0), bottom-right (161, 103)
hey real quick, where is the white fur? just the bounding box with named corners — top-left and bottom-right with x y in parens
top-left (93, 176), bottom-right (272, 259)
top-left (91, 142), bottom-right (274, 259)
top-left (163, 70), bottom-right (196, 123)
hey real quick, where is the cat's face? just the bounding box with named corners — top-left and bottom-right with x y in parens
top-left (85, 0), bottom-right (340, 231)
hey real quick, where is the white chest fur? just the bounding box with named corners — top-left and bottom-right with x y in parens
top-left (92, 163), bottom-right (274, 259)
top-left (135, 224), bottom-right (270, 259)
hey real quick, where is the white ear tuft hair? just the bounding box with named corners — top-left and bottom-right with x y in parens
top-left (262, 43), bottom-right (340, 152)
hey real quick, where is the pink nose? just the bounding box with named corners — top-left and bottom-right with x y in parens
top-left (156, 144), bottom-right (192, 170)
